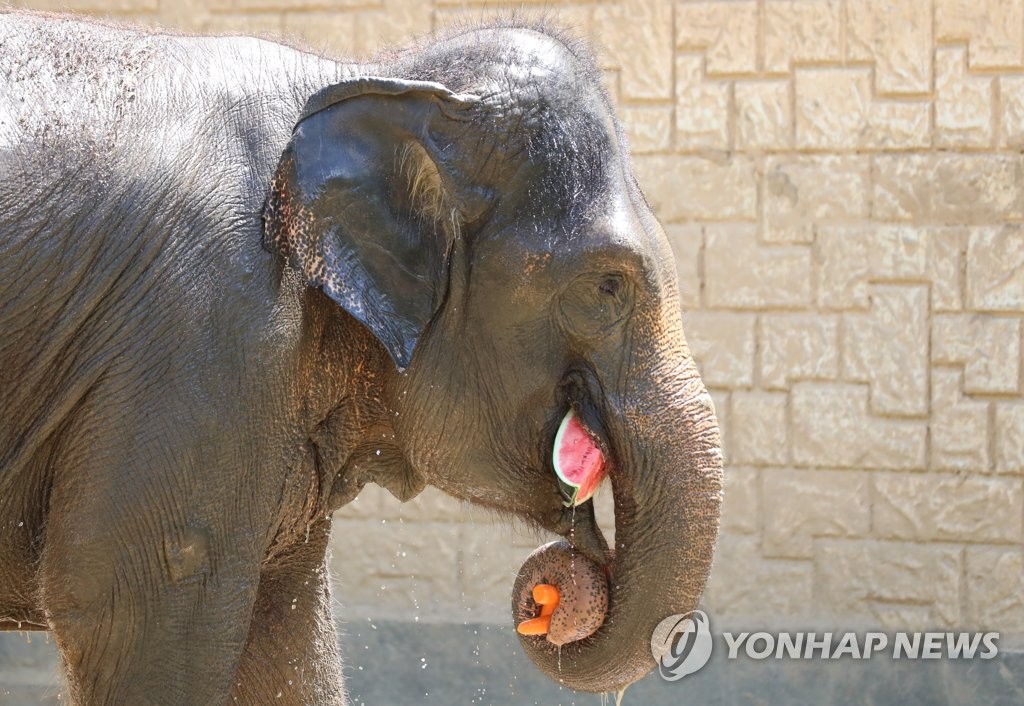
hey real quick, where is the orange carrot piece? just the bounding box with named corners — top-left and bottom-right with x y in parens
top-left (517, 616), bottom-right (552, 635)
top-left (517, 584), bottom-right (561, 635)
top-left (533, 584), bottom-right (560, 614)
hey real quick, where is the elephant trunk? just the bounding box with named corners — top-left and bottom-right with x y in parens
top-left (515, 333), bottom-right (723, 693)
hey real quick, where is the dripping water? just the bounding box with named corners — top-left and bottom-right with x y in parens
top-left (552, 489), bottom-right (607, 680)
top-left (569, 503), bottom-right (579, 636)
top-left (570, 503), bottom-right (577, 582)
top-left (559, 507), bottom-right (571, 677)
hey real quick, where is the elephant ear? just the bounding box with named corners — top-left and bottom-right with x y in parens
top-left (265, 77), bottom-right (490, 371)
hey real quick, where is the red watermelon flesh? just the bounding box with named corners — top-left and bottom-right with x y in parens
top-left (552, 409), bottom-right (606, 506)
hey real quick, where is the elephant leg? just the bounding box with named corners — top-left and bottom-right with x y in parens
top-left (36, 398), bottom-right (272, 706)
top-left (232, 518), bottom-right (346, 705)
top-left (39, 503), bottom-right (261, 705)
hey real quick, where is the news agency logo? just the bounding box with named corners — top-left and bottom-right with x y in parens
top-left (650, 611), bottom-right (1001, 682)
top-left (720, 630), bottom-right (1000, 661)
top-left (650, 610), bottom-right (713, 680)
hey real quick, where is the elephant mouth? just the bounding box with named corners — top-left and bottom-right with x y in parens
top-left (550, 370), bottom-right (614, 478)
top-left (542, 372), bottom-right (616, 561)
top-left (552, 408), bottom-right (607, 507)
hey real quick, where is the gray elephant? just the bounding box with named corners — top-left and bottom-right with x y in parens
top-left (0, 10), bottom-right (723, 704)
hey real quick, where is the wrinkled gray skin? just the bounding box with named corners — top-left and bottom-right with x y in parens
top-left (0, 10), bottom-right (722, 704)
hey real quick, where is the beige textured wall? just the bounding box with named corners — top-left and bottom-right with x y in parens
top-left (14, 0), bottom-right (1024, 643)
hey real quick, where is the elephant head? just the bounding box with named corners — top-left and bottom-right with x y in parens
top-left (265, 25), bottom-right (723, 693)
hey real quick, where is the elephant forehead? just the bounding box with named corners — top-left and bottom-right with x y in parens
top-left (436, 26), bottom-right (593, 88)
top-left (426, 29), bottom-right (613, 144)
top-left (473, 191), bottom-right (661, 290)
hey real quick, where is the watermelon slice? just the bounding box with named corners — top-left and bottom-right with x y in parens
top-left (552, 409), bottom-right (606, 507)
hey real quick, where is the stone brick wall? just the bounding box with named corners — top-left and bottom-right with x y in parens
top-left (13, 0), bottom-right (1024, 645)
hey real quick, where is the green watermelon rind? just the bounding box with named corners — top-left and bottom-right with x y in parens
top-left (557, 477), bottom-right (579, 507)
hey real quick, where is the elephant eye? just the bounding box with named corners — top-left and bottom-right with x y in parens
top-left (598, 276), bottom-right (621, 297)
top-left (558, 272), bottom-right (633, 339)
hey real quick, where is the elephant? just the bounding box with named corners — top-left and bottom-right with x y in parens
top-left (0, 9), bottom-right (723, 704)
